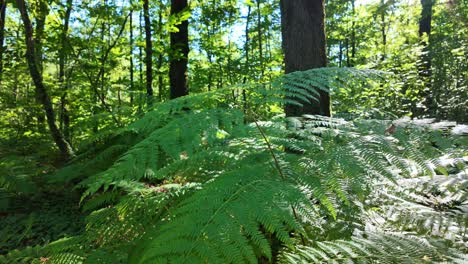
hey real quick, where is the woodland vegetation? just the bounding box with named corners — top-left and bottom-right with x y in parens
top-left (0, 0), bottom-right (467, 263)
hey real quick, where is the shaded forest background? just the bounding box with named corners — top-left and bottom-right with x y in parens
top-left (0, 0), bottom-right (465, 159)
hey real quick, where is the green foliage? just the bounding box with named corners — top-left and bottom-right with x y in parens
top-left (2, 68), bottom-right (465, 263)
top-left (279, 232), bottom-right (463, 263)
top-left (1, 0), bottom-right (467, 262)
top-left (0, 191), bottom-right (84, 256)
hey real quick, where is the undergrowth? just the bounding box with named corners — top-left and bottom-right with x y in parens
top-left (0, 68), bottom-right (466, 263)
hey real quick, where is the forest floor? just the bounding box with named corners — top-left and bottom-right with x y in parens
top-left (0, 141), bottom-right (85, 254)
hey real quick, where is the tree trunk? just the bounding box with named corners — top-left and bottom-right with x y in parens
top-left (244, 5), bottom-right (252, 83)
top-left (257, 0), bottom-right (264, 79)
top-left (419, 0), bottom-right (434, 114)
top-left (33, 0), bottom-right (48, 132)
top-left (380, 0), bottom-right (386, 62)
top-left (129, 0), bottom-right (134, 104)
top-left (59, 0), bottom-right (72, 143)
top-left (143, 0), bottom-right (154, 106)
top-left (0, 0), bottom-right (6, 85)
top-left (157, 5), bottom-right (164, 100)
top-left (350, 0), bottom-right (356, 65)
top-left (16, 0), bottom-right (74, 160)
top-left (169, 0), bottom-right (189, 99)
top-left (345, 38), bottom-right (350, 67)
top-left (138, 11), bottom-right (144, 113)
top-left (280, 0), bottom-right (329, 117)
top-left (34, 0), bottom-right (47, 72)
top-left (338, 41), bottom-right (343, 67)
top-left (242, 5), bottom-right (252, 114)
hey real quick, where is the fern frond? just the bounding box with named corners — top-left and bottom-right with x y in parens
top-left (129, 165), bottom-right (310, 264)
top-left (279, 232), bottom-right (458, 264)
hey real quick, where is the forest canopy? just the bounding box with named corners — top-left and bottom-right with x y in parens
top-left (0, 0), bottom-right (466, 263)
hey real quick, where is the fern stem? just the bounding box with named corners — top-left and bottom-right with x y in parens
top-left (252, 118), bottom-right (306, 246)
top-left (253, 120), bottom-right (285, 180)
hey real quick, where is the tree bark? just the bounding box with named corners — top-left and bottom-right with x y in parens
top-left (338, 41), bottom-right (343, 67)
top-left (138, 11), bottom-right (144, 113)
top-left (257, 0), bottom-right (264, 79)
top-left (280, 0), bottom-right (330, 117)
top-left (59, 0), bottom-right (72, 142)
top-left (0, 0), bottom-right (6, 85)
top-left (129, 0), bottom-right (134, 104)
top-left (380, 0), bottom-right (386, 62)
top-left (350, 0), bottom-right (356, 65)
top-left (33, 0), bottom-right (48, 132)
top-left (34, 0), bottom-right (47, 72)
top-left (16, 0), bottom-right (74, 160)
top-left (242, 5), bottom-right (252, 115)
top-left (169, 0), bottom-right (189, 99)
top-left (143, 0), bottom-right (154, 105)
top-left (419, 0), bottom-right (434, 114)
top-left (156, 5), bottom-right (164, 100)
top-left (244, 5), bottom-right (252, 83)
top-left (419, 0), bottom-right (433, 46)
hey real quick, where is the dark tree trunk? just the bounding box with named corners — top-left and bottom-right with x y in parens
top-left (338, 41), bottom-right (343, 68)
top-left (0, 0), bottom-right (6, 85)
top-left (59, 0), bottom-right (72, 142)
top-left (257, 0), bottom-right (264, 79)
top-left (16, 0), bottom-right (74, 160)
top-left (34, 0), bottom-right (47, 72)
top-left (143, 0), bottom-right (154, 105)
top-left (419, 0), bottom-right (433, 46)
top-left (345, 38), bottom-right (350, 67)
top-left (129, 0), bottom-right (134, 104)
top-left (244, 5), bottom-right (252, 83)
top-left (350, 0), bottom-right (356, 65)
top-left (33, 0), bottom-right (48, 132)
top-left (280, 0), bottom-right (330, 117)
top-left (380, 0), bottom-right (386, 62)
top-left (138, 11), bottom-right (144, 113)
top-left (169, 0), bottom-right (189, 99)
top-left (242, 5), bottom-right (252, 114)
top-left (419, 0), bottom-right (434, 114)
top-left (157, 5), bottom-right (164, 100)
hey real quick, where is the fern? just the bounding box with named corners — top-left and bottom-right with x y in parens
top-left (279, 231), bottom-right (463, 263)
top-left (4, 68), bottom-right (466, 263)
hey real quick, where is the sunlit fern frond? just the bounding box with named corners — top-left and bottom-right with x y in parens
top-left (278, 231), bottom-right (464, 264)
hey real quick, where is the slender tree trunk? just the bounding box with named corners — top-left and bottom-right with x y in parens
top-left (207, 51), bottom-right (213, 91)
top-left (34, 0), bottom-right (47, 72)
top-left (59, 0), bottom-right (72, 142)
top-left (0, 0), bottom-right (6, 85)
top-left (217, 63), bottom-right (223, 89)
top-left (206, 18), bottom-right (214, 91)
top-left (338, 41), bottom-right (343, 67)
top-left (345, 38), bottom-right (350, 67)
top-left (280, 0), bottom-right (329, 117)
top-left (33, 0), bottom-right (48, 132)
top-left (143, 0), bottom-right (154, 106)
top-left (157, 5), bottom-right (164, 101)
top-left (169, 0), bottom-right (189, 99)
top-left (138, 11), bottom-right (144, 112)
top-left (100, 0), bottom-right (107, 103)
top-left (129, 0), bottom-right (134, 104)
top-left (257, 0), bottom-right (264, 79)
top-left (226, 7), bottom-right (234, 85)
top-left (244, 5), bottom-right (252, 84)
top-left (419, 0), bottom-right (434, 115)
top-left (242, 5), bottom-right (252, 114)
top-left (264, 12), bottom-right (274, 84)
top-left (380, 0), bottom-right (386, 62)
top-left (16, 0), bottom-right (74, 160)
top-left (350, 0), bottom-right (356, 65)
